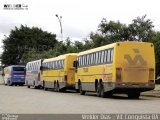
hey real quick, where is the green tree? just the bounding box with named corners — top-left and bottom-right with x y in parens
top-left (89, 15), bottom-right (155, 45)
top-left (128, 15), bottom-right (154, 41)
top-left (150, 32), bottom-right (160, 77)
top-left (1, 25), bottom-right (57, 65)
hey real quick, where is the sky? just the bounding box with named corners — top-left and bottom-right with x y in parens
top-left (0, 0), bottom-right (160, 53)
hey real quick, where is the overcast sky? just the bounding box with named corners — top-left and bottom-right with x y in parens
top-left (0, 0), bottom-right (160, 53)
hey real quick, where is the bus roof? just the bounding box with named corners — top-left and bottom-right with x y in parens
top-left (43, 53), bottom-right (77, 63)
top-left (77, 41), bottom-right (152, 56)
top-left (4, 65), bottom-right (25, 69)
top-left (26, 59), bottom-right (42, 65)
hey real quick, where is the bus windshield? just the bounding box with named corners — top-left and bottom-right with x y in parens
top-left (13, 67), bottom-right (25, 71)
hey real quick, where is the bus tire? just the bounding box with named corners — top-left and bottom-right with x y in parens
top-left (79, 82), bottom-right (85, 95)
top-left (76, 89), bottom-right (80, 93)
top-left (44, 85), bottom-right (48, 91)
top-left (128, 92), bottom-right (140, 99)
top-left (100, 83), bottom-right (106, 98)
top-left (105, 91), bottom-right (113, 98)
top-left (27, 85), bottom-right (30, 88)
top-left (96, 82), bottom-right (101, 97)
top-left (56, 82), bottom-right (60, 92)
top-left (44, 87), bottom-right (48, 91)
top-left (54, 81), bottom-right (56, 91)
top-left (43, 81), bottom-right (48, 91)
top-left (33, 81), bottom-right (36, 89)
top-left (7, 80), bottom-right (12, 86)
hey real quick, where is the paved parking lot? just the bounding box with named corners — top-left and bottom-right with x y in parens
top-left (0, 84), bottom-right (160, 114)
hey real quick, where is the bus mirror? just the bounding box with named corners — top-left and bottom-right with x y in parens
top-left (73, 61), bottom-right (78, 68)
top-left (40, 66), bottom-right (43, 71)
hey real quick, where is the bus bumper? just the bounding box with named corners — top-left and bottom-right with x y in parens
top-left (103, 82), bottom-right (155, 93)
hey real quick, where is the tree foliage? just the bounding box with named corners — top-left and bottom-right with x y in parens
top-left (1, 25), bottom-right (57, 65)
top-left (129, 15), bottom-right (154, 41)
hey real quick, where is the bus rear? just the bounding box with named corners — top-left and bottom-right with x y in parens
top-left (114, 42), bottom-right (155, 98)
top-left (11, 66), bottom-right (25, 85)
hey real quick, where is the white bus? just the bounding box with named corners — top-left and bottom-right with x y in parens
top-left (25, 59), bottom-right (43, 88)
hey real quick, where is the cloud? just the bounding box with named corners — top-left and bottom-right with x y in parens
top-left (0, 16), bottom-right (19, 34)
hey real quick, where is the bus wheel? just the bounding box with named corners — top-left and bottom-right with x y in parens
top-left (56, 82), bottom-right (60, 92)
top-left (79, 82), bottom-right (85, 95)
top-left (43, 82), bottom-right (48, 91)
top-left (100, 83), bottom-right (106, 98)
top-left (127, 92), bottom-right (140, 99)
top-left (105, 91), bottom-right (112, 98)
top-left (54, 82), bottom-right (56, 91)
top-left (33, 81), bottom-right (37, 89)
top-left (76, 89), bottom-right (80, 93)
top-left (96, 82), bottom-right (101, 97)
top-left (44, 87), bottom-right (48, 91)
top-left (7, 80), bottom-right (12, 86)
top-left (27, 85), bottom-right (30, 88)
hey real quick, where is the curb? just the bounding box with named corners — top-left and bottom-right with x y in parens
top-left (141, 94), bottom-right (160, 98)
top-left (141, 90), bottom-right (160, 98)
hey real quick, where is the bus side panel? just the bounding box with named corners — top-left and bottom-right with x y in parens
top-left (75, 48), bottom-right (116, 92)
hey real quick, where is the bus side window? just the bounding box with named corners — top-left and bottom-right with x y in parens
top-left (60, 60), bottom-right (62, 69)
top-left (57, 61), bottom-right (59, 69)
top-left (86, 55), bottom-right (88, 66)
top-left (110, 49), bottom-right (114, 62)
top-left (98, 51), bottom-right (101, 64)
top-left (81, 56), bottom-right (83, 66)
top-left (55, 61), bottom-right (57, 69)
top-left (93, 53), bottom-right (96, 65)
top-left (95, 52), bottom-right (99, 65)
top-left (104, 50), bottom-right (108, 63)
top-left (59, 60), bottom-right (61, 69)
top-left (90, 53), bottom-right (93, 65)
top-left (84, 55), bottom-right (87, 66)
top-left (80, 56), bottom-right (82, 66)
top-left (84, 55), bottom-right (86, 66)
top-left (101, 50), bottom-right (104, 64)
top-left (54, 61), bottom-right (55, 69)
top-left (62, 60), bottom-right (64, 68)
top-left (87, 55), bottom-right (89, 65)
top-left (78, 57), bottom-right (80, 67)
top-left (107, 49), bottom-right (111, 63)
top-left (88, 54), bottom-right (91, 65)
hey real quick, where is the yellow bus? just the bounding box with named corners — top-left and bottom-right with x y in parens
top-left (74, 42), bottom-right (155, 98)
top-left (41, 53), bottom-right (77, 91)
